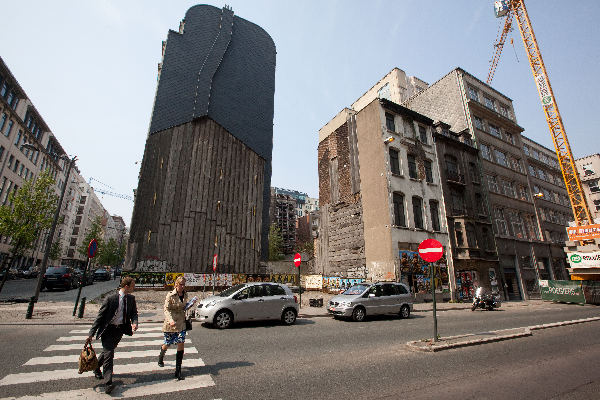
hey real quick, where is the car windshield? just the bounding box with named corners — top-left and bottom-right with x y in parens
top-left (95, 269), bottom-right (106, 273)
top-left (46, 267), bottom-right (67, 274)
top-left (219, 284), bottom-right (246, 297)
top-left (342, 284), bottom-right (370, 295)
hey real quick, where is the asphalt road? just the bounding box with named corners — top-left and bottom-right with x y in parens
top-left (0, 302), bottom-right (598, 399)
top-left (0, 277), bottom-right (119, 302)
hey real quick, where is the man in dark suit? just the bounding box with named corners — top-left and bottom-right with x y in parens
top-left (87, 276), bottom-right (138, 394)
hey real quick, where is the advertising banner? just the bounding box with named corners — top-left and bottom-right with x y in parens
top-left (566, 251), bottom-right (600, 268)
top-left (302, 275), bottom-right (323, 290)
top-left (165, 272), bottom-right (184, 286)
top-left (271, 274), bottom-right (297, 285)
top-left (122, 271), bottom-right (165, 288)
top-left (540, 280), bottom-right (585, 304)
top-left (566, 224), bottom-right (600, 241)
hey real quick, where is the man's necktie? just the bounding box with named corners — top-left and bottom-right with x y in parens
top-left (122, 296), bottom-right (127, 324)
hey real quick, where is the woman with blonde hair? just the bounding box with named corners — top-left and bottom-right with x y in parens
top-left (158, 275), bottom-right (189, 380)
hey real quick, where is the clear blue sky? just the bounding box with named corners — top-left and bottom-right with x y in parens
top-left (1, 1), bottom-right (598, 227)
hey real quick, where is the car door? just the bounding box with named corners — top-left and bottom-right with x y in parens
top-left (381, 284), bottom-right (399, 314)
top-left (396, 283), bottom-right (411, 306)
top-left (261, 284), bottom-right (289, 319)
top-left (230, 286), bottom-right (261, 322)
top-left (364, 285), bottom-right (383, 315)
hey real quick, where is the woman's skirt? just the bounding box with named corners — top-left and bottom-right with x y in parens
top-left (163, 330), bottom-right (186, 345)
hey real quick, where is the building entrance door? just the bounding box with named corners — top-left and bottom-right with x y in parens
top-left (503, 268), bottom-right (522, 301)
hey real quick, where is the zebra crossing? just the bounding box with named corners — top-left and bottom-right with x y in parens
top-left (0, 324), bottom-right (217, 399)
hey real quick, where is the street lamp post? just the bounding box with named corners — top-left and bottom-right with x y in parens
top-left (23, 143), bottom-right (77, 318)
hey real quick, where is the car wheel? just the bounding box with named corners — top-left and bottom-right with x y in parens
top-left (352, 306), bottom-right (366, 322)
top-left (214, 310), bottom-right (233, 329)
top-left (281, 308), bottom-right (297, 325)
top-left (399, 305), bottom-right (410, 319)
top-left (66, 281), bottom-right (72, 291)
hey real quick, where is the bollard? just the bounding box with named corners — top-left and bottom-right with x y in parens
top-left (77, 297), bottom-right (86, 318)
top-left (25, 296), bottom-right (36, 319)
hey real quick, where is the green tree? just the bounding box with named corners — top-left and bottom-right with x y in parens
top-left (78, 215), bottom-right (104, 264)
top-left (0, 171), bottom-right (57, 293)
top-left (49, 241), bottom-right (62, 262)
top-left (268, 223), bottom-right (284, 261)
top-left (98, 238), bottom-right (125, 267)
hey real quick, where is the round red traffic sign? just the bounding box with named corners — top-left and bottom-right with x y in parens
top-left (294, 253), bottom-right (301, 268)
top-left (418, 239), bottom-right (444, 263)
top-left (88, 239), bottom-right (98, 258)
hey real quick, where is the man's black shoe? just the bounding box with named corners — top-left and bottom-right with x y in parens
top-left (94, 369), bottom-right (103, 380)
top-left (105, 383), bottom-right (115, 394)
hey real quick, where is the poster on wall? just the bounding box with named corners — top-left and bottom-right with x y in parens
top-left (302, 275), bottom-right (323, 290)
top-left (165, 272), bottom-right (184, 287)
top-left (455, 271), bottom-right (477, 300)
top-left (271, 274), bottom-right (297, 285)
top-left (399, 250), bottom-right (449, 294)
top-left (122, 271), bottom-right (165, 288)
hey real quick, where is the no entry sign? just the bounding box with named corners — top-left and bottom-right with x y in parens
top-left (418, 239), bottom-right (443, 263)
top-left (294, 253), bottom-right (301, 268)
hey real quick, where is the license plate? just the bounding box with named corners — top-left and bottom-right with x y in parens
top-left (47, 277), bottom-right (57, 280)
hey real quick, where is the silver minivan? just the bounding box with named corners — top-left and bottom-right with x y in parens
top-left (328, 282), bottom-right (413, 322)
top-left (195, 282), bottom-right (299, 329)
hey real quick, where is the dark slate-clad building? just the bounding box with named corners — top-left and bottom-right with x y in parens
top-left (127, 5), bottom-right (276, 273)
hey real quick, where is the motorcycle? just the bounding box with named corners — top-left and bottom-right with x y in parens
top-left (471, 287), bottom-right (501, 311)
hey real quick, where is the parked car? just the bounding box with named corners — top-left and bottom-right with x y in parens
top-left (74, 268), bottom-right (94, 286)
top-left (93, 268), bottom-right (111, 281)
top-left (22, 266), bottom-right (39, 279)
top-left (196, 282), bottom-right (299, 329)
top-left (42, 266), bottom-right (79, 291)
top-left (327, 282), bottom-right (413, 322)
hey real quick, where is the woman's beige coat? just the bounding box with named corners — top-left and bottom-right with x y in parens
top-left (162, 289), bottom-right (189, 333)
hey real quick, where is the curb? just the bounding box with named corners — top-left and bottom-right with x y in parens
top-left (406, 317), bottom-right (600, 352)
top-left (406, 328), bottom-right (532, 352)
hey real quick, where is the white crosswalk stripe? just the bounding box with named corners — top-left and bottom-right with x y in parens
top-left (0, 359), bottom-right (206, 386)
top-left (25, 347), bottom-right (199, 366)
top-left (0, 374), bottom-right (215, 399)
top-left (0, 322), bottom-right (217, 398)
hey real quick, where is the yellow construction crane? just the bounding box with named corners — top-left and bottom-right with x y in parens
top-left (487, 0), bottom-right (592, 227)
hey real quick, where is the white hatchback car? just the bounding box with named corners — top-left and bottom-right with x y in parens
top-left (328, 282), bottom-right (413, 322)
top-left (196, 282), bottom-right (299, 329)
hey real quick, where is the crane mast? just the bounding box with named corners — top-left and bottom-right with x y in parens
top-left (487, 0), bottom-right (592, 227)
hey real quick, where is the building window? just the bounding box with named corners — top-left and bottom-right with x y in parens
top-left (469, 162), bottom-right (479, 183)
top-left (454, 222), bottom-right (464, 246)
top-left (450, 189), bottom-right (465, 215)
top-left (480, 143), bottom-right (491, 160)
top-left (518, 185), bottom-right (530, 202)
top-left (14, 130), bottom-right (22, 146)
top-left (0, 145), bottom-right (4, 162)
top-left (487, 174), bottom-right (499, 193)
top-left (389, 148), bottom-right (400, 175)
top-left (430, 200), bottom-right (440, 231)
top-left (502, 179), bottom-right (515, 197)
top-left (468, 86), bottom-right (479, 102)
top-left (7, 155), bottom-right (14, 170)
top-left (509, 210), bottom-right (525, 239)
top-left (494, 149), bottom-right (508, 166)
top-left (494, 207), bottom-right (508, 236)
top-left (537, 168), bottom-right (546, 181)
top-left (445, 155), bottom-right (460, 182)
top-left (489, 124), bottom-right (501, 138)
top-left (407, 154), bottom-right (418, 179)
top-left (473, 116), bottom-right (483, 130)
top-left (523, 145), bottom-right (530, 156)
top-left (510, 157), bottom-right (523, 173)
top-left (0, 113), bottom-right (6, 132)
top-left (499, 104), bottom-right (509, 118)
top-left (589, 179), bottom-right (600, 193)
top-left (412, 196), bottom-right (423, 229)
top-left (475, 193), bottom-right (486, 215)
top-left (466, 223), bottom-right (477, 248)
top-left (504, 132), bottom-right (514, 145)
top-left (385, 113), bottom-right (395, 132)
top-left (482, 227), bottom-right (492, 250)
top-left (594, 199), bottom-right (600, 211)
top-left (393, 192), bottom-right (406, 227)
top-left (418, 125), bottom-right (427, 144)
top-left (484, 96), bottom-right (495, 110)
top-left (424, 160), bottom-right (433, 183)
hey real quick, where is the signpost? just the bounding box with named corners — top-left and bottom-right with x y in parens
top-left (212, 254), bottom-right (217, 295)
top-left (294, 253), bottom-right (301, 307)
top-left (418, 239), bottom-right (444, 342)
top-left (73, 239), bottom-right (98, 317)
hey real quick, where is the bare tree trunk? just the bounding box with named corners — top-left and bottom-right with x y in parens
top-left (0, 254), bottom-right (14, 294)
